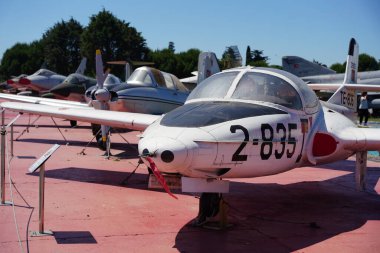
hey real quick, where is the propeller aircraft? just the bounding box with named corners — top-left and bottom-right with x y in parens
top-left (1, 39), bottom-right (380, 226)
top-left (0, 50), bottom-right (220, 150)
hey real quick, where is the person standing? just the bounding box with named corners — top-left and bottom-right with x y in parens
top-left (358, 92), bottom-right (370, 126)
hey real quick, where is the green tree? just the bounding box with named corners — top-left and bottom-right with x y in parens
top-left (148, 48), bottom-right (177, 74)
top-left (168, 41), bottom-right (175, 53)
top-left (245, 46), bottom-right (253, 66)
top-left (0, 41), bottom-right (44, 80)
top-left (251, 49), bottom-right (269, 67)
top-left (174, 48), bottom-right (201, 78)
top-left (269, 64), bottom-right (283, 70)
top-left (358, 53), bottom-right (379, 71)
top-left (81, 9), bottom-right (149, 77)
top-left (330, 62), bottom-right (345, 73)
top-left (221, 47), bottom-right (238, 69)
top-left (41, 18), bottom-right (83, 75)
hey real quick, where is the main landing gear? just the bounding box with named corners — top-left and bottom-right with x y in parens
top-left (181, 177), bottom-right (231, 229)
top-left (192, 193), bottom-right (231, 229)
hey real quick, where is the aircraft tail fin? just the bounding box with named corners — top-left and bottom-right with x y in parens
top-left (343, 38), bottom-right (359, 84)
top-left (327, 38), bottom-right (359, 111)
top-left (75, 57), bottom-right (87, 75)
top-left (282, 56), bottom-right (335, 77)
top-left (197, 52), bottom-right (220, 83)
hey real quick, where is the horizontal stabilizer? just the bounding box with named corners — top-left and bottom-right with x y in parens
top-left (337, 126), bottom-right (380, 152)
top-left (309, 83), bottom-right (380, 92)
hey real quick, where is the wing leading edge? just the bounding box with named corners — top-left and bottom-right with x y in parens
top-left (0, 102), bottom-right (160, 131)
top-left (0, 93), bottom-right (91, 109)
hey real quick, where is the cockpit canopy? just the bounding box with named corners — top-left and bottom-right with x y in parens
top-left (127, 66), bottom-right (188, 92)
top-left (32, 69), bottom-right (57, 77)
top-left (187, 67), bottom-right (319, 114)
top-left (63, 74), bottom-right (87, 84)
top-left (104, 74), bottom-right (121, 85)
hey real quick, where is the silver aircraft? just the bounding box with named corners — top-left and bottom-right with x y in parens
top-left (2, 39), bottom-right (380, 226)
top-left (5, 58), bottom-right (87, 95)
top-left (283, 46), bottom-right (380, 84)
top-left (0, 50), bottom-right (220, 148)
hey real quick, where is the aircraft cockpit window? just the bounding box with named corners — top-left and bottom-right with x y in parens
top-left (34, 69), bottom-right (55, 77)
top-left (143, 73), bottom-right (153, 85)
top-left (294, 80), bottom-right (319, 109)
top-left (151, 68), bottom-right (166, 87)
top-left (187, 71), bottom-right (239, 100)
top-left (128, 69), bottom-right (153, 86)
top-left (172, 75), bottom-right (189, 92)
top-left (163, 72), bottom-right (175, 90)
top-left (105, 75), bottom-right (117, 84)
top-left (232, 72), bottom-right (302, 110)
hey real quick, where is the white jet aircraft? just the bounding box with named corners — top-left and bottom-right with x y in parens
top-left (1, 39), bottom-right (380, 226)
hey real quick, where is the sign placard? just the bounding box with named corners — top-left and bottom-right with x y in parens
top-left (28, 144), bottom-right (60, 173)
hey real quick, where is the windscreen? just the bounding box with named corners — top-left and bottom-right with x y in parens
top-left (187, 71), bottom-right (239, 100)
top-left (160, 101), bottom-right (287, 127)
top-left (231, 72), bottom-right (302, 110)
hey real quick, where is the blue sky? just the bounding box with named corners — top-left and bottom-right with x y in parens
top-left (0, 0), bottom-right (379, 68)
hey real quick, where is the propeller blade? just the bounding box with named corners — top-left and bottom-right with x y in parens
top-left (95, 49), bottom-right (107, 89)
top-left (144, 157), bottom-right (178, 199)
top-left (125, 63), bottom-right (131, 81)
top-left (95, 50), bottom-right (112, 151)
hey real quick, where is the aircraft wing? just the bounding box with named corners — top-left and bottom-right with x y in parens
top-left (308, 83), bottom-right (380, 92)
top-left (0, 93), bottom-right (92, 109)
top-left (180, 75), bottom-right (198, 84)
top-left (0, 102), bottom-right (160, 131)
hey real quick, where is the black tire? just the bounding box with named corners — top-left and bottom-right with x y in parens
top-left (70, 120), bottom-right (77, 127)
top-left (91, 123), bottom-right (101, 136)
top-left (96, 134), bottom-right (107, 151)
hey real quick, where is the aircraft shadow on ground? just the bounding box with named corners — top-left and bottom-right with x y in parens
top-left (15, 138), bottom-right (139, 156)
top-left (174, 174), bottom-right (380, 252)
top-left (27, 167), bottom-right (185, 197)
top-left (314, 159), bottom-right (380, 194)
top-left (26, 158), bottom-right (380, 251)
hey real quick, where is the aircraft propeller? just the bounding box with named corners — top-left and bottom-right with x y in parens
top-left (93, 50), bottom-right (115, 152)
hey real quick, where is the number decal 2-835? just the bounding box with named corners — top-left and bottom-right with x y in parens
top-left (230, 123), bottom-right (297, 161)
top-left (230, 125), bottom-right (249, 161)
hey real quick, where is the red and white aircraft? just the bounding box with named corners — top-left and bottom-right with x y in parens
top-left (1, 38), bottom-right (380, 225)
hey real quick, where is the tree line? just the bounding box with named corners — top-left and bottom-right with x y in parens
top-left (1, 9), bottom-right (379, 81)
top-left (0, 9), bottom-right (201, 81)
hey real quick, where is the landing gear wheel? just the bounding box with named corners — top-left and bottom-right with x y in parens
top-left (192, 193), bottom-right (221, 226)
top-left (91, 123), bottom-right (101, 136)
top-left (96, 134), bottom-right (107, 151)
top-left (70, 120), bottom-right (77, 127)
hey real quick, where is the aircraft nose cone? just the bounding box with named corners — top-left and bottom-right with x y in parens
top-left (94, 88), bottom-right (111, 102)
top-left (139, 137), bottom-right (189, 173)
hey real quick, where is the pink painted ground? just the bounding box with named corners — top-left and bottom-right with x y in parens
top-left (0, 110), bottom-right (379, 253)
